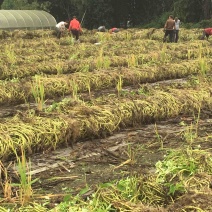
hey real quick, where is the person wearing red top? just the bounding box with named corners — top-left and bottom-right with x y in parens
top-left (109, 28), bottom-right (119, 33)
top-left (200, 28), bottom-right (212, 40)
top-left (68, 16), bottom-right (82, 40)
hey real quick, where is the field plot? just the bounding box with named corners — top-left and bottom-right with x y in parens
top-left (0, 28), bottom-right (212, 211)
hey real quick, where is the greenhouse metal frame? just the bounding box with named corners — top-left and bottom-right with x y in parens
top-left (0, 10), bottom-right (57, 30)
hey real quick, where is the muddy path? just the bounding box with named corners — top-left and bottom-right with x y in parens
top-left (4, 114), bottom-right (211, 208)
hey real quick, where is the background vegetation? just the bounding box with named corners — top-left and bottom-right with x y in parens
top-left (0, 0), bottom-right (212, 29)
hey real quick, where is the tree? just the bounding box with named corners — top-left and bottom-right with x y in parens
top-left (174, 0), bottom-right (212, 22)
top-left (0, 0), bottom-right (211, 28)
top-left (0, 0), bottom-right (4, 8)
top-left (201, 0), bottom-right (212, 19)
top-left (1, 0), bottom-right (49, 10)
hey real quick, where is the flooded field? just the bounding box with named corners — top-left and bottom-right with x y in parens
top-left (0, 28), bottom-right (212, 211)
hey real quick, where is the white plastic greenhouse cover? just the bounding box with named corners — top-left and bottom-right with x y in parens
top-left (0, 10), bottom-right (57, 30)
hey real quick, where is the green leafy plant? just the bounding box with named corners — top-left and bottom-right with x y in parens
top-left (116, 176), bottom-right (140, 202)
top-left (155, 146), bottom-right (212, 197)
top-left (199, 58), bottom-right (208, 75)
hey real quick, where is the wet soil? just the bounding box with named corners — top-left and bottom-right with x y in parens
top-left (0, 73), bottom-right (211, 210)
top-left (4, 114), bottom-right (211, 210)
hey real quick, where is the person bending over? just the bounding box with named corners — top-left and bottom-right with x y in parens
top-left (55, 21), bottom-right (68, 39)
top-left (98, 26), bottom-right (106, 32)
top-left (200, 28), bottom-right (212, 40)
top-left (69, 16), bottom-right (82, 41)
top-left (109, 28), bottom-right (119, 33)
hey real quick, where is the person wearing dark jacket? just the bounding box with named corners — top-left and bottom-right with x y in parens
top-left (68, 16), bottom-right (82, 40)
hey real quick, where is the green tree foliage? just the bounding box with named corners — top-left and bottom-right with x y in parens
top-left (1, 0), bottom-right (49, 10)
top-left (0, 0), bottom-right (211, 27)
top-left (174, 0), bottom-right (202, 22)
top-left (174, 0), bottom-right (212, 22)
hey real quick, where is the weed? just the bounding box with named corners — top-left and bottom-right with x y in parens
top-left (127, 54), bottom-right (138, 67)
top-left (70, 78), bottom-right (78, 100)
top-left (154, 123), bottom-right (164, 149)
top-left (96, 48), bottom-right (111, 70)
top-left (138, 86), bottom-right (150, 96)
top-left (187, 49), bottom-right (191, 60)
top-left (12, 148), bottom-right (38, 205)
top-left (31, 75), bottom-right (45, 111)
top-left (80, 64), bottom-right (90, 72)
top-left (182, 107), bottom-right (201, 146)
top-left (116, 75), bottom-right (123, 97)
top-left (97, 32), bottom-right (111, 42)
top-left (199, 58), bottom-right (207, 75)
top-left (5, 44), bottom-right (16, 66)
top-left (85, 78), bottom-right (91, 99)
top-left (125, 32), bottom-right (132, 41)
top-left (156, 146), bottom-right (212, 197)
top-left (67, 36), bottom-right (75, 45)
top-left (116, 176), bottom-right (140, 202)
top-left (198, 43), bottom-right (202, 58)
top-left (55, 60), bottom-right (64, 74)
top-left (0, 161), bottom-right (13, 202)
top-left (183, 122), bottom-right (198, 145)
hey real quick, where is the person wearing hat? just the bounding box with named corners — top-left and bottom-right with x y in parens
top-left (68, 16), bottom-right (82, 41)
top-left (55, 21), bottom-right (68, 39)
top-left (200, 28), bottom-right (212, 40)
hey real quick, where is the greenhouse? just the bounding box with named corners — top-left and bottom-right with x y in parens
top-left (0, 10), bottom-right (57, 30)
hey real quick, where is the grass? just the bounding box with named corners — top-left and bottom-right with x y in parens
top-left (31, 75), bottom-right (45, 111)
top-left (12, 149), bottom-right (38, 205)
top-left (1, 148), bottom-right (38, 207)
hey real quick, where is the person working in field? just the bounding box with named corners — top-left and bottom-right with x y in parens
top-left (163, 15), bottom-right (175, 43)
top-left (109, 27), bottom-right (119, 33)
top-left (200, 28), bottom-right (212, 40)
top-left (55, 21), bottom-right (68, 39)
top-left (68, 16), bottom-right (82, 41)
top-left (98, 26), bottom-right (106, 32)
top-left (174, 17), bottom-right (181, 43)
